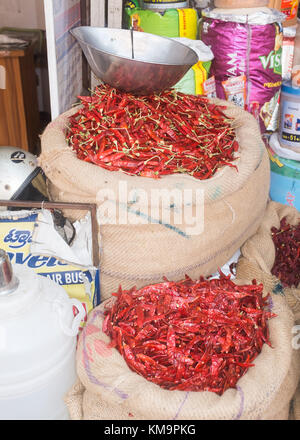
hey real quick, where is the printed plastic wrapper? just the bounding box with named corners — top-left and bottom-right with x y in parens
top-left (202, 75), bottom-right (217, 97)
top-left (200, 8), bottom-right (286, 133)
top-left (124, 0), bottom-right (198, 39)
top-left (282, 25), bottom-right (296, 81)
top-left (269, 0), bottom-right (299, 27)
top-left (291, 22), bottom-right (300, 87)
top-left (171, 37), bottom-right (215, 95)
top-left (222, 75), bottom-right (247, 108)
top-left (210, 248), bottom-right (241, 279)
top-left (0, 209), bottom-right (100, 328)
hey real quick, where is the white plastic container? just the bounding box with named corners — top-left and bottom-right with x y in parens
top-left (279, 80), bottom-right (300, 152)
top-left (0, 250), bottom-right (85, 420)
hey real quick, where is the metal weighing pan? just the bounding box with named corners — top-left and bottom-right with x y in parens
top-left (70, 27), bottom-right (199, 95)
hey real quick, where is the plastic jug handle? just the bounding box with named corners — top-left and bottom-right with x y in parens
top-left (56, 298), bottom-right (86, 337)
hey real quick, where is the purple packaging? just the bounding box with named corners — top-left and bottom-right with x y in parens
top-left (200, 8), bottom-right (286, 133)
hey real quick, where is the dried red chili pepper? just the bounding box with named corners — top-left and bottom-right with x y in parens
top-left (103, 273), bottom-right (275, 395)
top-left (271, 217), bottom-right (300, 288)
top-left (66, 84), bottom-right (239, 180)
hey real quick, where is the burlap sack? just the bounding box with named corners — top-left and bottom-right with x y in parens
top-left (39, 99), bottom-right (270, 301)
top-left (235, 201), bottom-right (300, 420)
top-left (291, 385), bottom-right (300, 420)
top-left (236, 201), bottom-right (300, 323)
top-left (65, 285), bottom-right (300, 420)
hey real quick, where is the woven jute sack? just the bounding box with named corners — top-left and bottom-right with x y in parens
top-left (291, 384), bottom-right (300, 420)
top-left (65, 286), bottom-right (300, 420)
top-left (236, 201), bottom-right (300, 323)
top-left (236, 200), bottom-right (300, 420)
top-left (39, 99), bottom-right (269, 301)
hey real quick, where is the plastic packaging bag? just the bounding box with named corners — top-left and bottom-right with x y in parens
top-left (171, 37), bottom-right (215, 95)
top-left (124, 0), bottom-right (198, 39)
top-left (269, 0), bottom-right (299, 27)
top-left (200, 7), bottom-right (286, 132)
top-left (0, 209), bottom-right (100, 328)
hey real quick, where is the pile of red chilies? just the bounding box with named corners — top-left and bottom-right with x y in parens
top-left (103, 274), bottom-right (275, 395)
top-left (271, 217), bottom-right (300, 288)
top-left (66, 84), bottom-right (239, 180)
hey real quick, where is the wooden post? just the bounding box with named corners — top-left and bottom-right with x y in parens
top-left (107, 0), bottom-right (123, 29)
top-left (90, 0), bottom-right (106, 27)
top-left (90, 0), bottom-right (107, 90)
top-left (0, 46), bottom-right (40, 153)
top-left (89, 1), bottom-right (124, 90)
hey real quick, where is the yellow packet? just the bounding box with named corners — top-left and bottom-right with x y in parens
top-left (0, 211), bottom-right (100, 328)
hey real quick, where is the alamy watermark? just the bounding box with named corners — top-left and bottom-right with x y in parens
top-left (96, 181), bottom-right (205, 236)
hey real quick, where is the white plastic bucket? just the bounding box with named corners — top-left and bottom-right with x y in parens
top-left (267, 145), bottom-right (300, 211)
